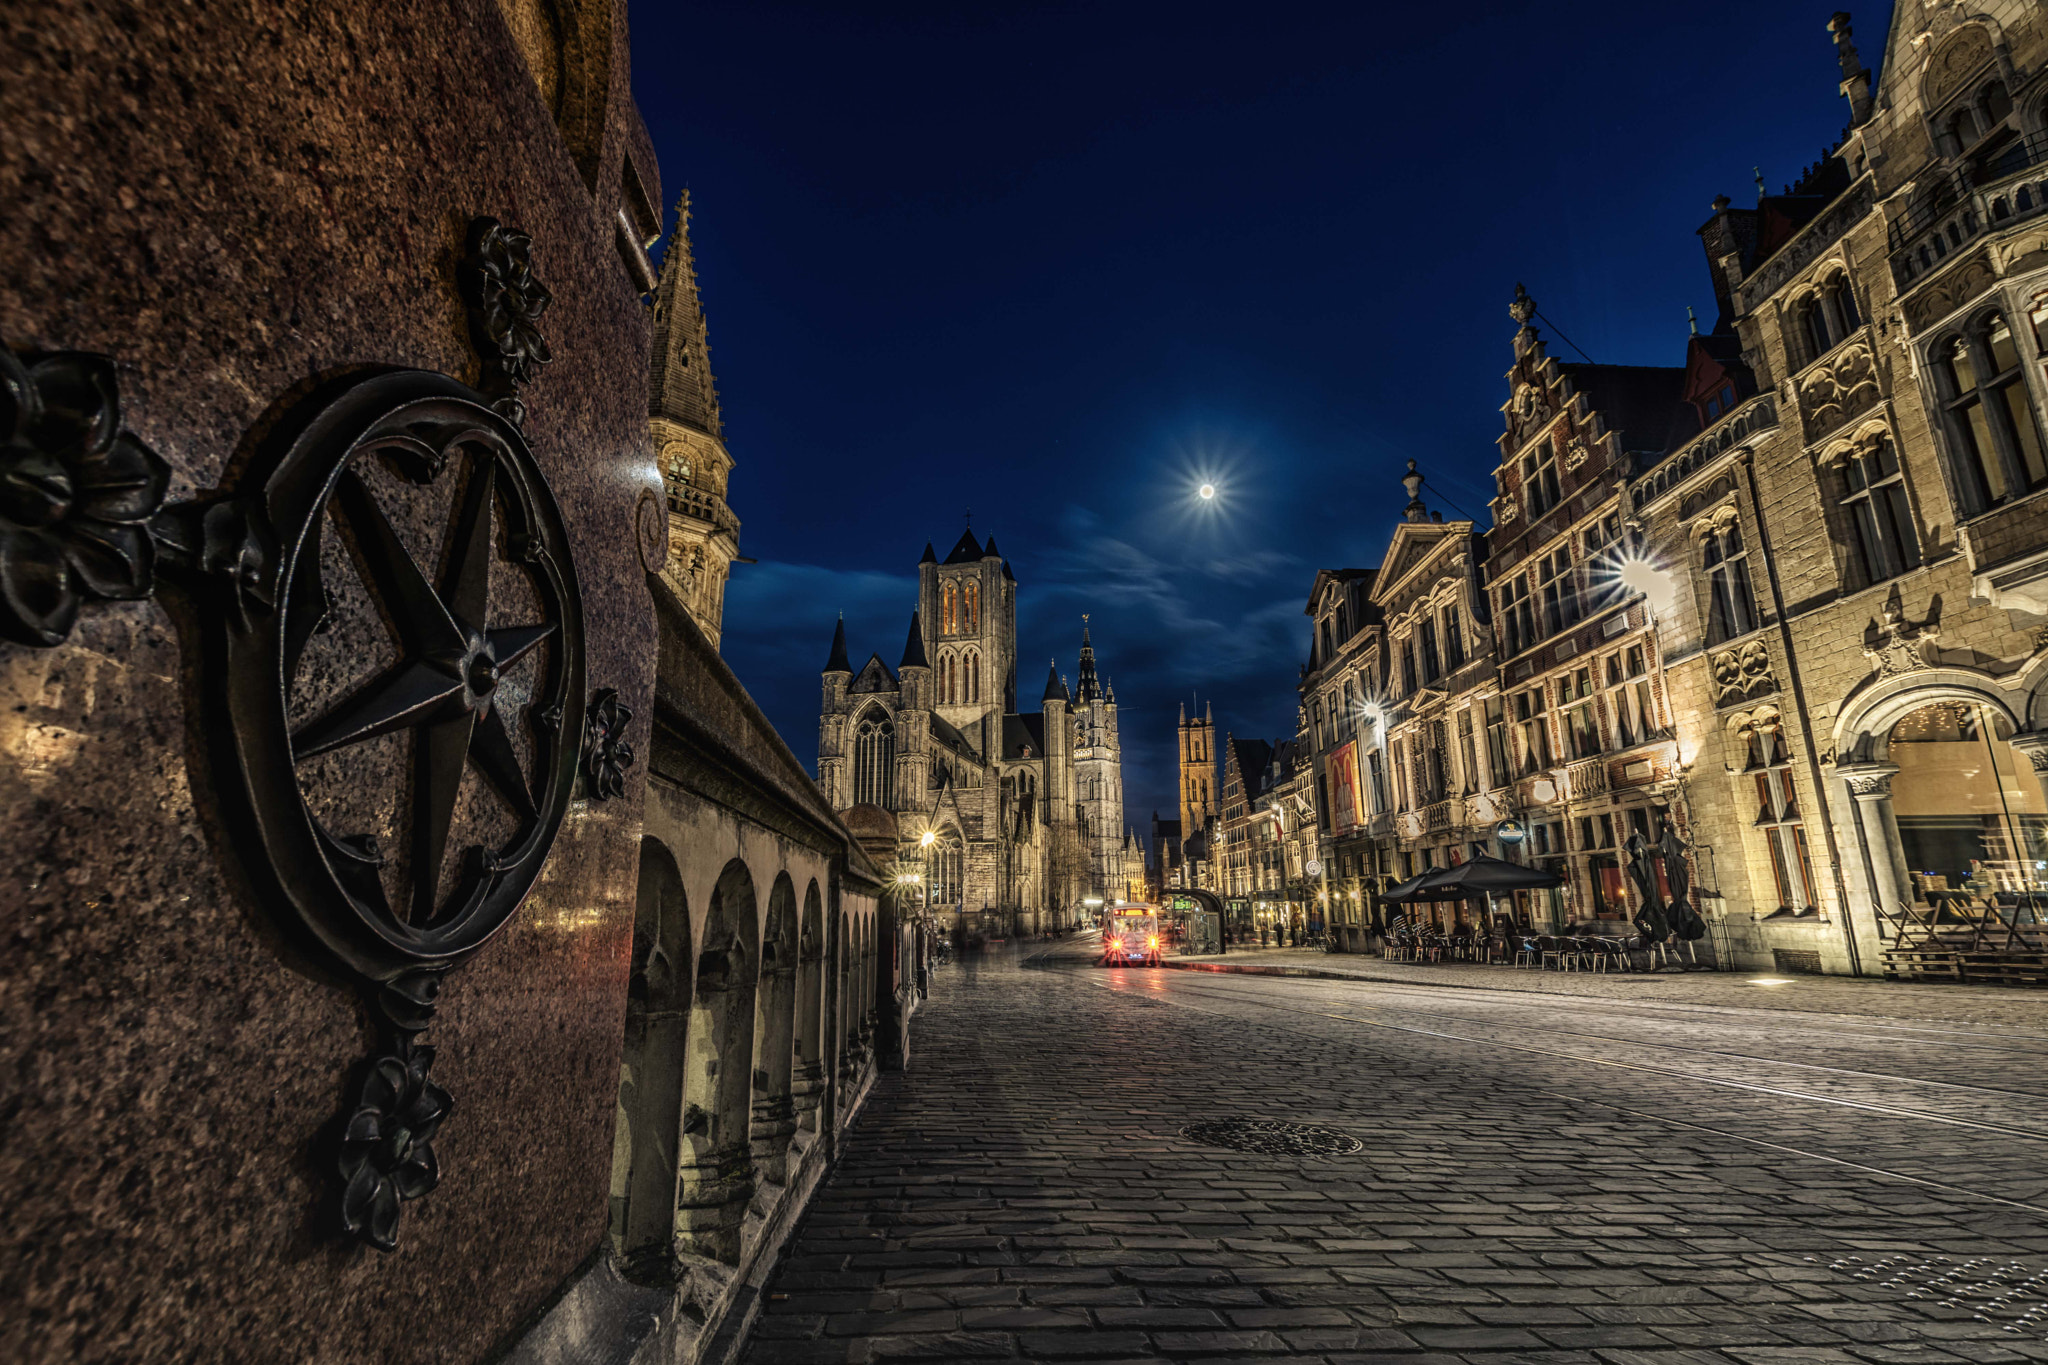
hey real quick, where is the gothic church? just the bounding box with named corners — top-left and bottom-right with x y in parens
top-left (818, 533), bottom-right (1133, 929)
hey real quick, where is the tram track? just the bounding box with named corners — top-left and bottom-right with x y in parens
top-left (1026, 948), bottom-right (2048, 1141)
top-left (1154, 970), bottom-right (2048, 1102)
top-left (1022, 954), bottom-right (2048, 1219)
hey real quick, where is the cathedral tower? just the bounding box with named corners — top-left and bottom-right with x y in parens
top-left (650, 191), bottom-right (741, 648)
top-left (1179, 697), bottom-right (1217, 842)
top-left (917, 527), bottom-right (1017, 751)
top-left (1073, 620), bottom-right (1125, 902)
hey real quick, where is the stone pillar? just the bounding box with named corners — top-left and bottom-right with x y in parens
top-left (750, 1089), bottom-right (798, 1186)
top-left (673, 1140), bottom-right (755, 1265)
top-left (1837, 762), bottom-right (1903, 955)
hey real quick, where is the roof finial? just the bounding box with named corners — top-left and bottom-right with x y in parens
top-left (1687, 305), bottom-right (1700, 336)
top-left (1754, 166), bottom-right (1767, 204)
top-left (964, 507), bottom-right (972, 530)
top-left (1829, 12), bottom-right (1873, 127)
top-left (1402, 459), bottom-right (1428, 522)
top-left (1508, 282), bottom-right (1537, 327)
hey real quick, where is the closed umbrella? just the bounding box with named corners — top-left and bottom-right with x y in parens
top-left (1623, 831), bottom-right (1670, 944)
top-left (1658, 821), bottom-right (1705, 941)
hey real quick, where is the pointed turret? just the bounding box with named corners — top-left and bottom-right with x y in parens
top-left (919, 541), bottom-right (938, 565)
top-left (900, 609), bottom-right (930, 670)
top-left (825, 613), bottom-right (851, 673)
top-left (982, 536), bottom-right (1002, 560)
top-left (1042, 659), bottom-right (1069, 704)
top-left (648, 191), bottom-right (723, 439)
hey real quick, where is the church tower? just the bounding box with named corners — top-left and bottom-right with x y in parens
top-left (1179, 697), bottom-right (1217, 844)
top-left (917, 526), bottom-right (1017, 754)
top-left (1073, 619), bottom-right (1124, 904)
top-left (649, 191), bottom-right (741, 648)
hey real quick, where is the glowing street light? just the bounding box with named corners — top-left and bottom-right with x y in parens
top-left (919, 829), bottom-right (936, 849)
top-left (1609, 550), bottom-right (1676, 615)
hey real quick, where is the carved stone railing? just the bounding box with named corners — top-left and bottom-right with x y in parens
top-left (1890, 135), bottom-right (2048, 291)
top-left (666, 482), bottom-right (740, 538)
top-left (1629, 395), bottom-right (1778, 512)
top-left (1567, 758), bottom-right (1607, 800)
top-left (1421, 799), bottom-right (1454, 834)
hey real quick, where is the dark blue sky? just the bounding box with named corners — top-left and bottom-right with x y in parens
top-left (629, 0), bottom-right (1888, 825)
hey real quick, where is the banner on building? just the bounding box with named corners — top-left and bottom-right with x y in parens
top-left (1327, 741), bottom-right (1365, 831)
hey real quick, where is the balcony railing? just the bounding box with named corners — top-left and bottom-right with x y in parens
top-left (1890, 133), bottom-right (2048, 290)
top-left (1567, 757), bottom-right (1607, 800)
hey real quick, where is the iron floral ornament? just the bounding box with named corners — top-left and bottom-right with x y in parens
top-left (339, 1035), bottom-right (451, 1251)
top-left (0, 347), bottom-right (171, 646)
top-left (458, 216), bottom-right (553, 426)
top-left (584, 687), bottom-right (634, 800)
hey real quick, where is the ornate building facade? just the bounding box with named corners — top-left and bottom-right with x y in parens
top-left (1281, 4), bottom-right (2048, 980)
top-left (817, 533), bottom-right (1133, 929)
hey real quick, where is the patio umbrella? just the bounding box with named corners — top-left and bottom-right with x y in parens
top-left (1658, 821), bottom-right (1705, 941)
top-left (1380, 865), bottom-right (1449, 904)
top-left (1431, 855), bottom-right (1562, 894)
top-left (1623, 831), bottom-right (1670, 944)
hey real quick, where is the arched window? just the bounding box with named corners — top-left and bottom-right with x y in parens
top-left (1936, 313), bottom-right (2048, 510)
top-left (1335, 603), bottom-right (1349, 641)
top-left (941, 582), bottom-right (957, 634)
top-left (968, 651), bottom-right (980, 704)
top-left (1797, 294), bottom-right (1832, 364)
top-left (1838, 436), bottom-right (1921, 586)
top-left (1982, 79), bottom-right (2013, 127)
top-left (854, 712), bottom-right (895, 807)
top-left (1889, 701), bottom-right (2048, 899)
top-left (1946, 105), bottom-right (1978, 154)
top-left (964, 580), bottom-right (979, 632)
top-left (1702, 519), bottom-right (1758, 643)
top-left (1824, 274), bottom-right (1860, 339)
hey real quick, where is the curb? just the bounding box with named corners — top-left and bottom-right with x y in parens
top-left (1157, 956), bottom-right (1682, 998)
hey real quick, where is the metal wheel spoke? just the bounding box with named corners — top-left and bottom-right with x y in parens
top-left (485, 622), bottom-right (555, 670)
top-left (333, 468), bottom-right (466, 656)
top-left (412, 712), bottom-right (477, 923)
top-left (441, 458), bottom-right (497, 631)
top-left (293, 659), bottom-right (465, 760)
top-left (469, 706), bottom-right (537, 823)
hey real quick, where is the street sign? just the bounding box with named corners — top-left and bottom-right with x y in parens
top-left (1305, 858), bottom-right (1323, 878)
top-left (1495, 818), bottom-right (1527, 845)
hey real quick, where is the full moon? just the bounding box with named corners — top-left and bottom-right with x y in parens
top-left (1198, 483), bottom-right (1215, 500)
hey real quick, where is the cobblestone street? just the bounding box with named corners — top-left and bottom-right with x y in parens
top-left (745, 936), bottom-right (2048, 1365)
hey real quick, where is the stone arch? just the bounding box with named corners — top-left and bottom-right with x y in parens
top-left (751, 872), bottom-right (800, 1184)
top-left (1835, 670), bottom-right (2023, 764)
top-left (793, 880), bottom-right (827, 1131)
top-left (835, 908), bottom-right (855, 1085)
top-left (610, 837), bottom-right (693, 1281)
top-left (676, 857), bottom-right (759, 1264)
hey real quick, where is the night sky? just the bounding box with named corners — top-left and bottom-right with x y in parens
top-left (628, 1), bottom-right (1888, 828)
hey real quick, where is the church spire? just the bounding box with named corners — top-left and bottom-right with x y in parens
top-left (648, 190), bottom-right (723, 438)
top-left (900, 608), bottom-right (930, 670)
top-left (1075, 615), bottom-right (1102, 701)
top-left (825, 613), bottom-right (850, 673)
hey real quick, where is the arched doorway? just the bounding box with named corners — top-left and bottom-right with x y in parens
top-left (751, 873), bottom-right (799, 1184)
top-left (793, 880), bottom-right (826, 1131)
top-left (610, 838), bottom-right (692, 1282)
top-left (676, 858), bottom-right (759, 1264)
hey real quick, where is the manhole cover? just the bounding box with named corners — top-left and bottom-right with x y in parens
top-left (1179, 1118), bottom-right (1363, 1157)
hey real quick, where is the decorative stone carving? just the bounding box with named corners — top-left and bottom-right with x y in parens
top-left (1563, 437), bottom-right (1589, 471)
top-left (1710, 640), bottom-right (1778, 707)
top-left (1494, 494), bottom-right (1518, 523)
top-left (2008, 733), bottom-right (2048, 774)
top-left (458, 216), bottom-right (554, 425)
top-left (1901, 251), bottom-right (1994, 330)
top-left (0, 347), bottom-right (172, 647)
top-left (1836, 761), bottom-right (1899, 800)
top-left (1925, 23), bottom-right (1994, 105)
top-left (1509, 282), bottom-right (1537, 325)
top-left (1862, 597), bottom-right (1938, 677)
top-left (1799, 342), bottom-right (1880, 441)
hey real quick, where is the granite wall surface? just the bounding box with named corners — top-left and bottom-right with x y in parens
top-left (1, 2), bottom-right (663, 1360)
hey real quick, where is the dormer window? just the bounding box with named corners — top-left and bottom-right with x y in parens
top-left (1703, 384), bottom-right (1736, 419)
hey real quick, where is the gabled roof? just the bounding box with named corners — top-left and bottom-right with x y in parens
top-left (1227, 736), bottom-right (1276, 802)
top-left (943, 529), bottom-right (984, 564)
top-left (1372, 520), bottom-right (1467, 605)
top-left (1304, 567), bottom-right (1374, 617)
top-left (1002, 713), bottom-right (1047, 759)
top-left (851, 654), bottom-right (898, 693)
top-left (929, 710), bottom-right (976, 759)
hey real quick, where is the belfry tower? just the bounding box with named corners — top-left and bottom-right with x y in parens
top-left (1178, 696), bottom-right (1216, 843)
top-left (649, 190), bottom-right (741, 648)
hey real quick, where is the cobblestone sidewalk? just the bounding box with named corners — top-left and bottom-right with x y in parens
top-left (741, 942), bottom-right (2048, 1364)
